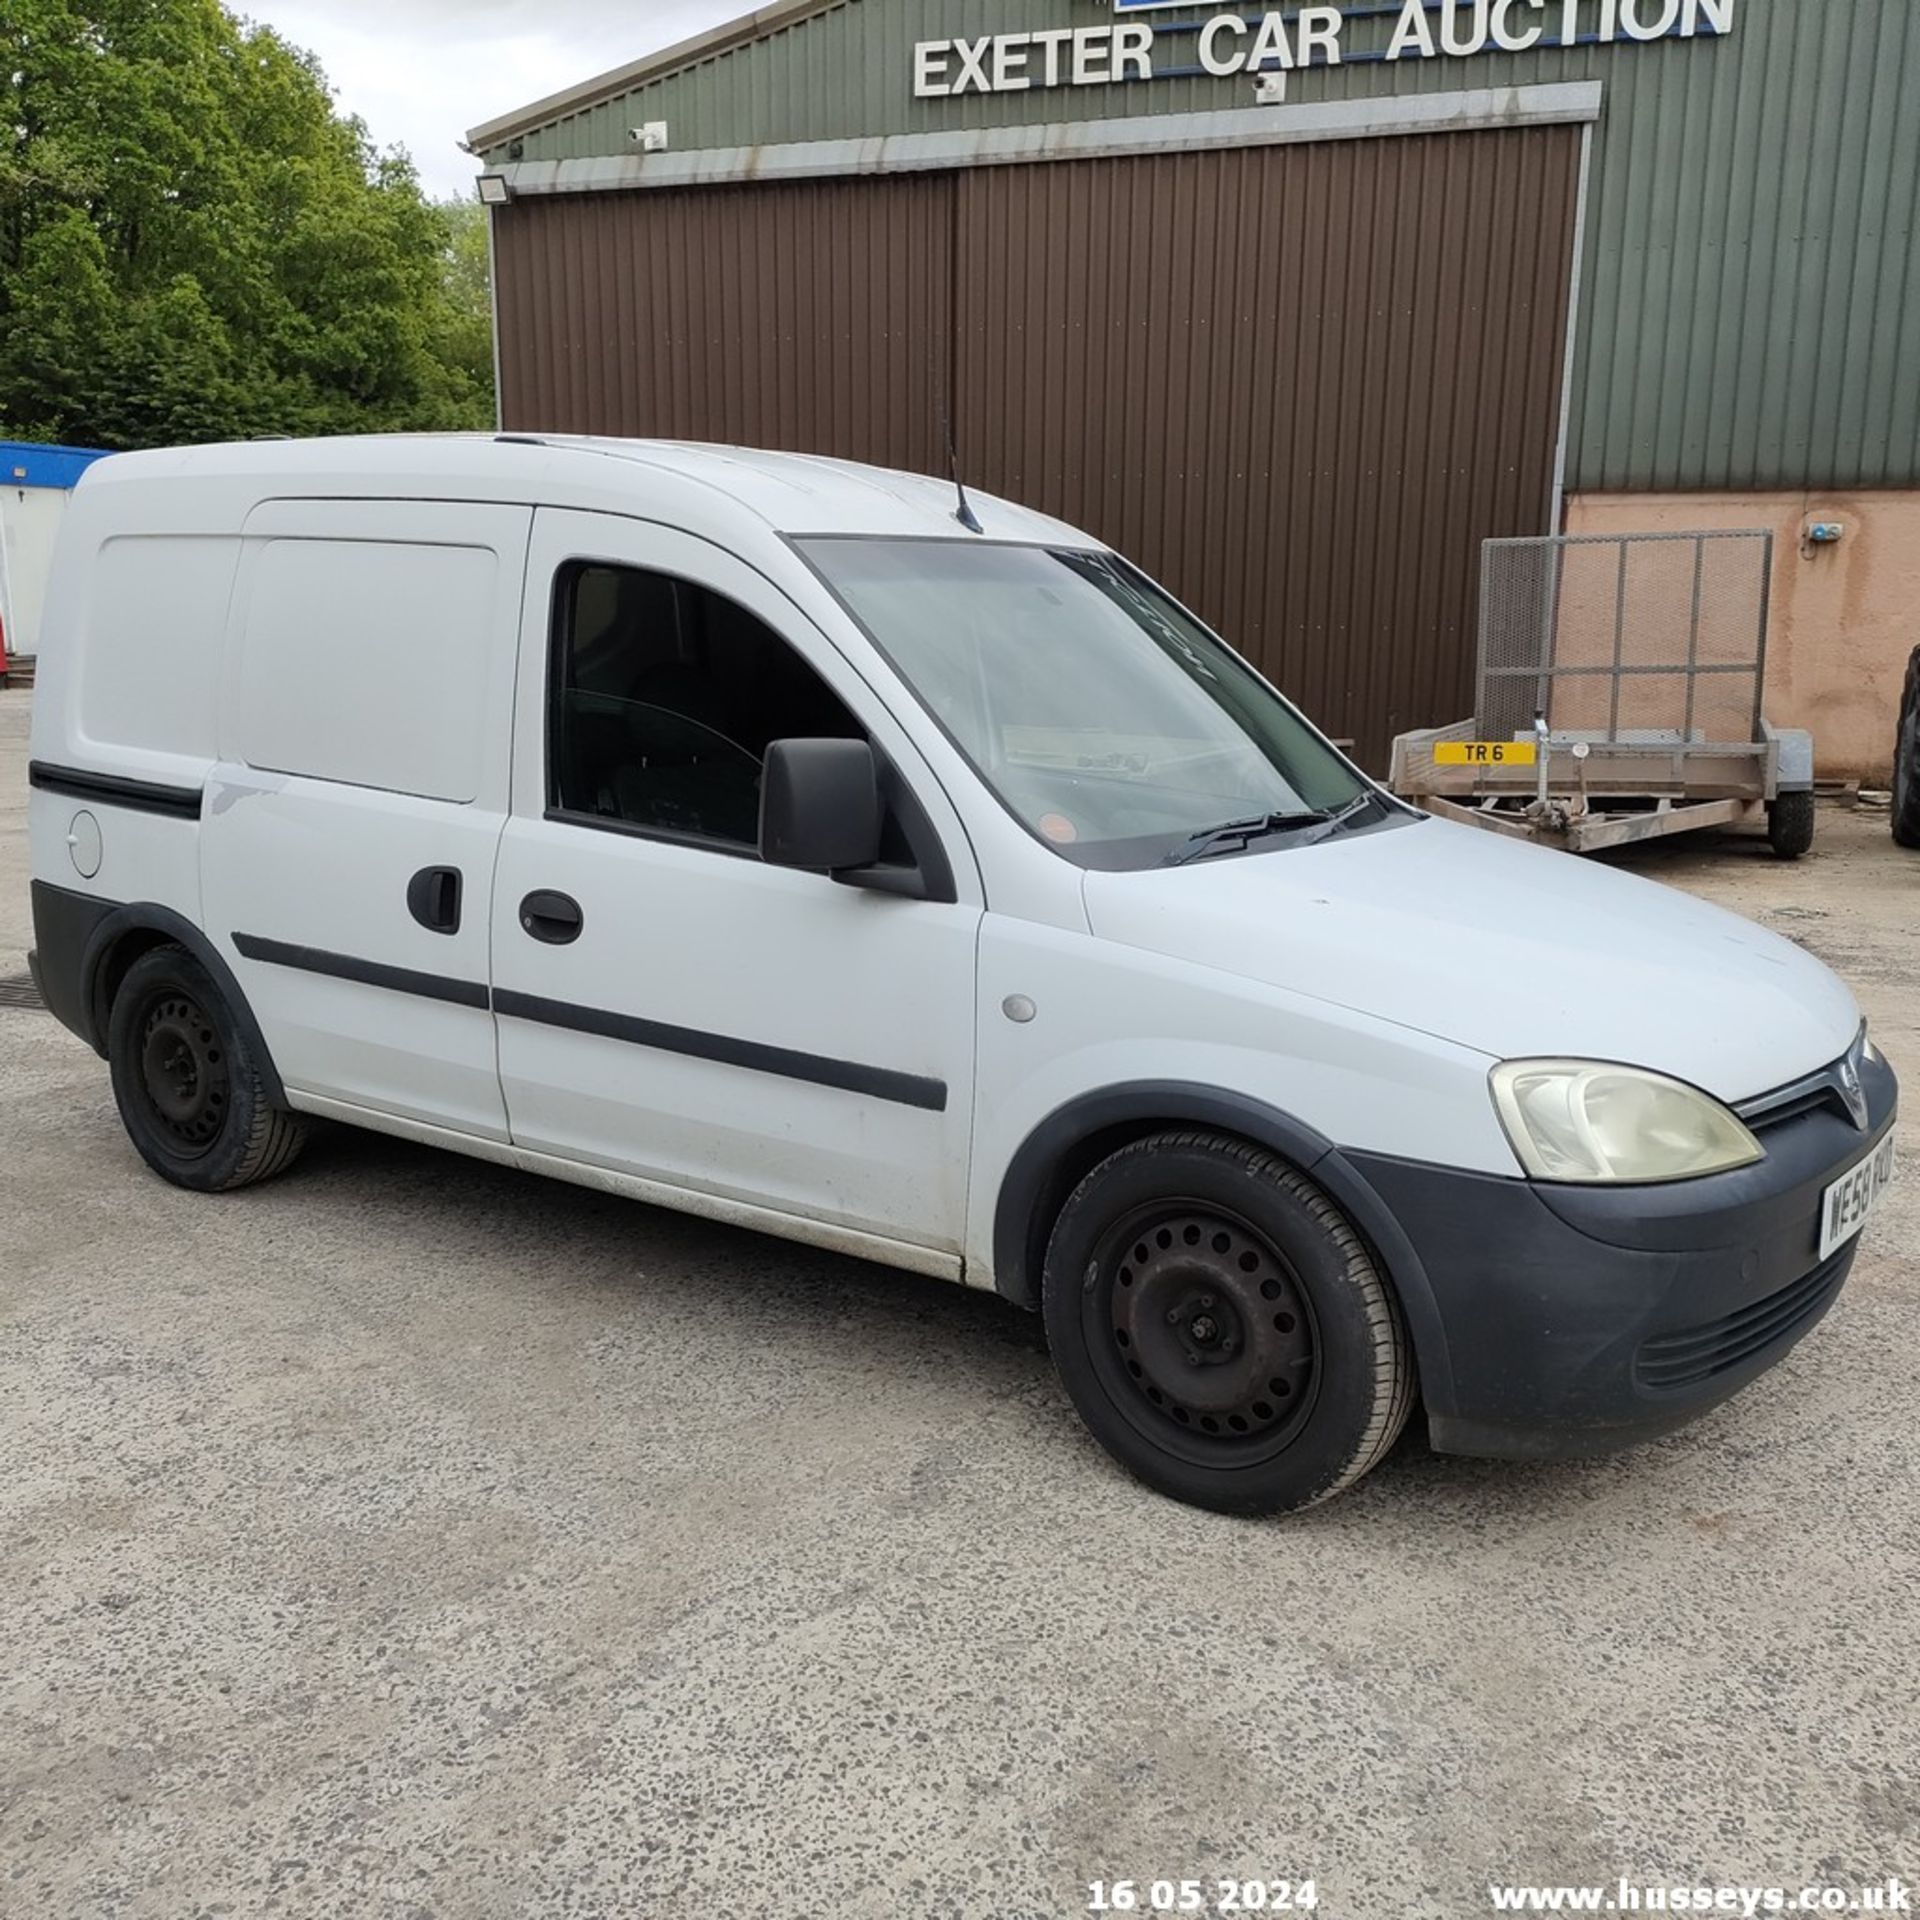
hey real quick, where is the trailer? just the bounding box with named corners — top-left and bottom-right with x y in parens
top-left (1390, 528), bottom-right (1816, 859)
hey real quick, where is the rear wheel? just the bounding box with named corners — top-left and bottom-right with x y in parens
top-left (1767, 789), bottom-right (1816, 860)
top-left (107, 944), bottom-right (308, 1191)
top-left (1041, 1132), bottom-right (1413, 1515)
top-left (1894, 646), bottom-right (1920, 850)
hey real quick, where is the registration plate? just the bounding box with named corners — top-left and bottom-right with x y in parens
top-left (1818, 1133), bottom-right (1896, 1260)
top-left (1433, 740), bottom-right (1538, 767)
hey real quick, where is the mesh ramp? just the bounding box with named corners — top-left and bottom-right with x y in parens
top-left (1390, 529), bottom-right (1810, 855)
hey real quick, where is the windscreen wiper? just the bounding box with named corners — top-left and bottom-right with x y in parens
top-left (1160, 792), bottom-right (1380, 867)
top-left (1161, 808), bottom-right (1334, 866)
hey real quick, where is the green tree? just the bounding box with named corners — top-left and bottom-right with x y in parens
top-left (431, 196), bottom-right (496, 403)
top-left (0, 0), bottom-right (495, 448)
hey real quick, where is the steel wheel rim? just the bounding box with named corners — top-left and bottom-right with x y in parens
top-left (1083, 1200), bottom-right (1321, 1467)
top-left (136, 990), bottom-right (230, 1157)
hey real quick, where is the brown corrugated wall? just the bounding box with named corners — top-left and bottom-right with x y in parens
top-left (495, 126), bottom-right (1583, 766)
top-left (493, 172), bottom-right (956, 477)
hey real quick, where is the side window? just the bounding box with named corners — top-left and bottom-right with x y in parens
top-left (549, 563), bottom-right (866, 850)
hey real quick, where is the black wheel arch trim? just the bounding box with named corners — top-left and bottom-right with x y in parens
top-left (55, 891), bottom-right (291, 1109)
top-left (991, 1081), bottom-right (1458, 1415)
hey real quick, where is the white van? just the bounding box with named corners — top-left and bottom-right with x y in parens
top-left (28, 437), bottom-right (1897, 1514)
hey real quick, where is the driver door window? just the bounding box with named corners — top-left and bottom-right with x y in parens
top-left (550, 563), bottom-right (864, 849)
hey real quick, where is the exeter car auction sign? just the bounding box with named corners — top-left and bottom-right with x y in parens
top-left (912, 0), bottom-right (1734, 96)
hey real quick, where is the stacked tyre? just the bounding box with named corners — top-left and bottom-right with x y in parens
top-left (1895, 644), bottom-right (1920, 851)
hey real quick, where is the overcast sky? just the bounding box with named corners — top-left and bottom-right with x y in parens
top-left (240, 0), bottom-right (747, 200)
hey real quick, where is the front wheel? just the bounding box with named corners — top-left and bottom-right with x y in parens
top-left (1041, 1132), bottom-right (1414, 1515)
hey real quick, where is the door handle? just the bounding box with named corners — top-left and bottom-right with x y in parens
top-left (519, 889), bottom-right (584, 945)
top-left (407, 866), bottom-right (463, 935)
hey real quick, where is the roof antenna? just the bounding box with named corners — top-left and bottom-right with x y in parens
top-left (944, 413), bottom-right (984, 536)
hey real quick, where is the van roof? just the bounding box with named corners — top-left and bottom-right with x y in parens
top-left (74, 433), bottom-right (1099, 549)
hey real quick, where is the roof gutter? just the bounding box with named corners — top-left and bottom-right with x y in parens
top-left (482, 83), bottom-right (1605, 196)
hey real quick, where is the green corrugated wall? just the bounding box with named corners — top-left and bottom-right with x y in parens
top-left (481, 0), bottom-right (1920, 494)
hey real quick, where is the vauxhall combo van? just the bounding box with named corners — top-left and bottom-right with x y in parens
top-left (27, 437), bottom-right (1897, 1514)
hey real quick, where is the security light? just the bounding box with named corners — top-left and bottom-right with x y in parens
top-left (475, 174), bottom-right (511, 206)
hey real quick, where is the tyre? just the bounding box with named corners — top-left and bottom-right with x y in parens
top-left (1767, 789), bottom-right (1816, 860)
top-left (107, 944), bottom-right (308, 1192)
top-left (1040, 1131), bottom-right (1414, 1515)
top-left (1895, 646), bottom-right (1920, 851)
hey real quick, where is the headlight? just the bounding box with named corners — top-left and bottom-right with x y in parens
top-left (1490, 1060), bottom-right (1764, 1184)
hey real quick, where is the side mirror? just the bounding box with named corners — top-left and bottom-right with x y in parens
top-left (760, 738), bottom-right (883, 874)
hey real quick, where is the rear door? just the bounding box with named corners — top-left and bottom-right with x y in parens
top-left (200, 499), bottom-right (531, 1139)
top-left (489, 509), bottom-right (983, 1258)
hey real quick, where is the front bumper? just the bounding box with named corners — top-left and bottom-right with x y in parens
top-left (1347, 1050), bottom-right (1898, 1459)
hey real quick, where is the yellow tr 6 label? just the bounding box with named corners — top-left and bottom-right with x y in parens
top-left (1434, 741), bottom-right (1539, 767)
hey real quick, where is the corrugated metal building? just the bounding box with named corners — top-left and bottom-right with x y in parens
top-left (470, 0), bottom-right (1920, 775)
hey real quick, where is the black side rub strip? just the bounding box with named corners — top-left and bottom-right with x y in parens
top-left (232, 933), bottom-right (490, 1010)
top-left (494, 988), bottom-right (948, 1113)
top-left (228, 934), bottom-right (947, 1112)
top-left (30, 761), bottom-right (203, 820)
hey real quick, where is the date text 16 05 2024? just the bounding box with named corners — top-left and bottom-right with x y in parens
top-left (1088, 1881), bottom-right (1320, 1914)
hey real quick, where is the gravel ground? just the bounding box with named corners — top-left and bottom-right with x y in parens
top-left (2, 683), bottom-right (1915, 1920)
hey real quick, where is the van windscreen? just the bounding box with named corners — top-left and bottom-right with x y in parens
top-left (795, 538), bottom-right (1380, 871)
